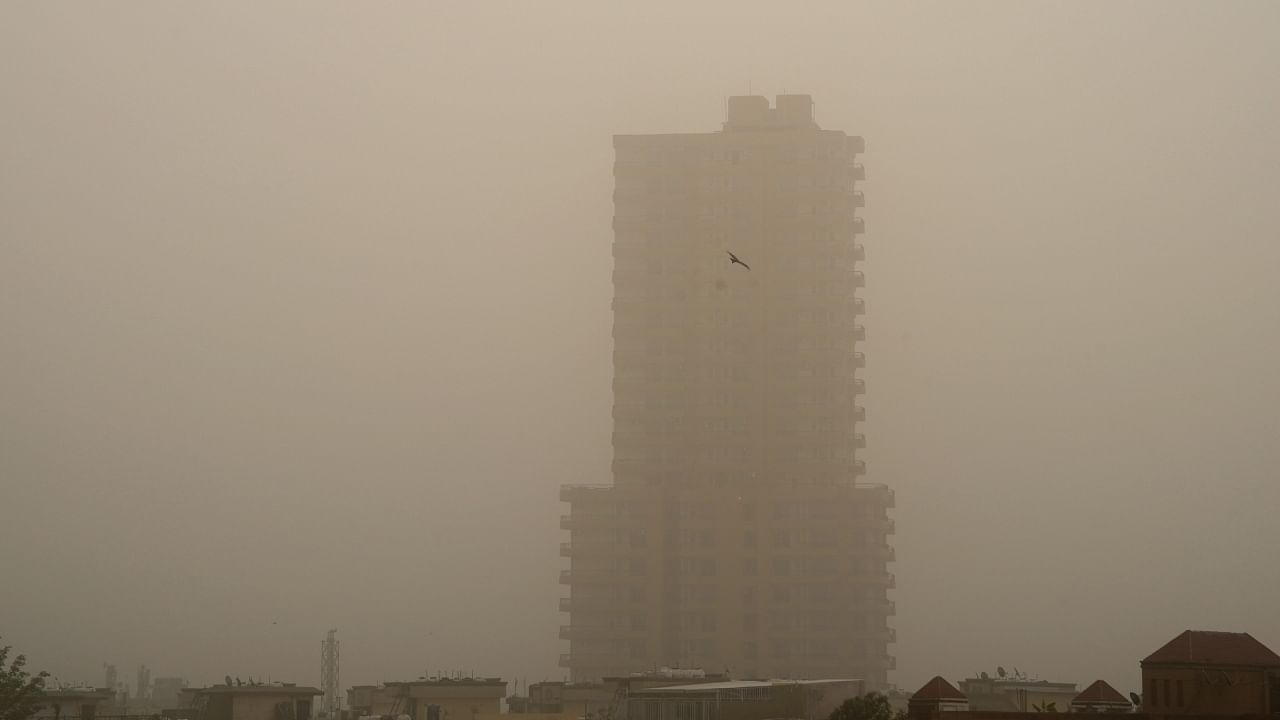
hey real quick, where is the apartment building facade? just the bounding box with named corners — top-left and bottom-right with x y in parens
top-left (561, 95), bottom-right (894, 686)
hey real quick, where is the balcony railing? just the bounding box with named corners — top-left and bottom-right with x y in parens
top-left (852, 297), bottom-right (865, 315)
top-left (559, 484), bottom-right (613, 502)
top-left (854, 460), bottom-right (867, 476)
top-left (854, 405), bottom-right (866, 422)
top-left (852, 163), bottom-right (866, 181)
top-left (853, 217), bottom-right (865, 234)
top-left (559, 597), bottom-right (572, 612)
top-left (852, 271), bottom-right (865, 288)
top-left (852, 325), bottom-right (866, 341)
top-left (853, 379), bottom-right (866, 395)
top-left (854, 433), bottom-right (866, 449)
top-left (853, 352), bottom-right (865, 368)
top-left (852, 191), bottom-right (865, 208)
top-left (852, 244), bottom-right (865, 261)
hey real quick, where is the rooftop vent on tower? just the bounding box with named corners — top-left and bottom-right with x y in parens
top-left (724, 94), bottom-right (818, 131)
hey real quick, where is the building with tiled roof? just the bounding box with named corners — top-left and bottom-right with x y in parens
top-left (1141, 630), bottom-right (1280, 716)
top-left (908, 677), bottom-right (968, 720)
top-left (1070, 680), bottom-right (1131, 713)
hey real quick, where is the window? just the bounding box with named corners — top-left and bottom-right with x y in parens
top-left (1163, 680), bottom-right (1171, 709)
top-left (1176, 680), bottom-right (1183, 708)
top-left (1148, 679), bottom-right (1158, 708)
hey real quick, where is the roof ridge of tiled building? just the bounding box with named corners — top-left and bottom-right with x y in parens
top-left (1143, 630), bottom-right (1280, 667)
top-left (1073, 679), bottom-right (1129, 704)
top-left (912, 676), bottom-right (967, 701)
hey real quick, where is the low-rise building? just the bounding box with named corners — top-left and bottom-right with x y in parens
top-left (1070, 680), bottom-right (1131, 713)
top-left (625, 679), bottom-right (863, 720)
top-left (32, 687), bottom-right (116, 719)
top-left (347, 678), bottom-right (506, 720)
top-left (508, 670), bottom-right (732, 720)
top-left (182, 683), bottom-right (321, 720)
top-left (1141, 629), bottom-right (1280, 716)
top-left (908, 677), bottom-right (969, 719)
top-left (956, 677), bottom-right (1077, 712)
top-left (515, 682), bottom-right (613, 719)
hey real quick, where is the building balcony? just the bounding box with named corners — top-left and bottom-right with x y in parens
top-left (852, 191), bottom-right (865, 208)
top-left (854, 459), bottom-right (867, 476)
top-left (854, 433), bottom-right (866, 449)
top-left (560, 484), bottom-right (613, 502)
top-left (853, 379), bottom-right (866, 395)
top-left (559, 654), bottom-right (572, 668)
top-left (852, 244), bottom-right (865, 261)
top-left (852, 271), bottom-right (865, 288)
top-left (852, 163), bottom-right (865, 181)
top-left (853, 352), bottom-right (865, 368)
top-left (559, 625), bottom-right (622, 641)
top-left (559, 597), bottom-right (572, 612)
top-left (848, 136), bottom-right (866, 154)
top-left (853, 217), bottom-right (865, 234)
top-left (854, 405), bottom-right (866, 422)
top-left (852, 324), bottom-right (866, 341)
top-left (852, 297), bottom-right (865, 315)
top-left (560, 542), bottom-right (572, 557)
top-left (560, 513), bottom-right (621, 530)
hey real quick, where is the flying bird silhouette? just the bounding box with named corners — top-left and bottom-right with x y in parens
top-left (727, 251), bottom-right (750, 270)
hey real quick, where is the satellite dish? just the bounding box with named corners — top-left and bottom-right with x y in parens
top-left (1129, 692), bottom-right (1141, 707)
top-left (981, 672), bottom-right (990, 680)
top-left (997, 667), bottom-right (1007, 679)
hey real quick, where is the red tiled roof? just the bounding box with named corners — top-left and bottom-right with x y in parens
top-left (1143, 630), bottom-right (1280, 667)
top-left (912, 676), bottom-right (966, 701)
top-left (1073, 680), bottom-right (1129, 705)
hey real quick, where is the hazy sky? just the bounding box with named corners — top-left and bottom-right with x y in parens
top-left (4, 0), bottom-right (1280, 699)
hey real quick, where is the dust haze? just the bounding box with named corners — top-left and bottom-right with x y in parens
top-left (3, 0), bottom-right (1280, 698)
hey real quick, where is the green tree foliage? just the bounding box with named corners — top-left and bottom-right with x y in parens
top-left (828, 692), bottom-right (905, 720)
top-left (0, 639), bottom-right (48, 720)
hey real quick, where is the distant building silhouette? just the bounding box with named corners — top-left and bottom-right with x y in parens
top-left (152, 677), bottom-right (188, 711)
top-left (560, 95), bottom-right (893, 685)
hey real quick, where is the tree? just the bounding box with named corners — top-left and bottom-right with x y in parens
top-left (0, 639), bottom-right (48, 720)
top-left (828, 692), bottom-right (905, 720)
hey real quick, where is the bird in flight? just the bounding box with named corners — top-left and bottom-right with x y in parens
top-left (727, 251), bottom-right (751, 270)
